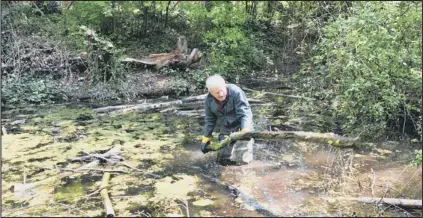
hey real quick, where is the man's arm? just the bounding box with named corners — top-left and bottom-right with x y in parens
top-left (234, 90), bottom-right (254, 132)
top-left (204, 98), bottom-right (217, 137)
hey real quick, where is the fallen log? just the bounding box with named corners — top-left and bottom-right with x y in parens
top-left (335, 197), bottom-right (422, 209)
top-left (199, 173), bottom-right (279, 216)
top-left (120, 36), bottom-right (202, 70)
top-left (100, 172), bottom-right (115, 217)
top-left (241, 86), bottom-right (315, 101)
top-left (95, 93), bottom-right (266, 115)
top-left (161, 102), bottom-right (277, 118)
top-left (104, 93), bottom-right (208, 115)
top-left (93, 104), bottom-right (138, 113)
top-left (180, 94), bottom-right (207, 102)
top-left (109, 100), bottom-right (184, 115)
top-left (207, 131), bottom-right (360, 151)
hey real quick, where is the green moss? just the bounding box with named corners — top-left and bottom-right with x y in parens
top-left (43, 107), bottom-right (95, 122)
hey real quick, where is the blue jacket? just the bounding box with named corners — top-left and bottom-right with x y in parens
top-left (204, 84), bottom-right (253, 137)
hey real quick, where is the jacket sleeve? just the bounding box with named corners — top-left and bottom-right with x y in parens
top-left (234, 90), bottom-right (254, 131)
top-left (204, 98), bottom-right (217, 137)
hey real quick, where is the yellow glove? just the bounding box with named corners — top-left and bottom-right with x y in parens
top-left (201, 136), bottom-right (211, 143)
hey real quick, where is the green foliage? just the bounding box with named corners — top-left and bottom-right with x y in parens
top-left (292, 2), bottom-right (422, 140)
top-left (168, 78), bottom-right (193, 96)
top-left (63, 2), bottom-right (112, 33)
top-left (202, 3), bottom-right (266, 80)
top-left (159, 67), bottom-right (210, 95)
top-left (412, 149), bottom-right (422, 166)
top-left (2, 77), bottom-right (67, 105)
top-left (2, 1), bottom-right (421, 145)
top-left (4, 3), bottom-right (64, 36)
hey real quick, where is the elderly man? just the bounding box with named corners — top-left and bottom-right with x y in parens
top-left (200, 74), bottom-right (254, 165)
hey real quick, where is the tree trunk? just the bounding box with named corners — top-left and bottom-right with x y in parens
top-left (252, 1), bottom-right (257, 20)
top-left (165, 1), bottom-right (170, 29)
top-left (143, 3), bottom-right (148, 35)
top-left (208, 131), bottom-right (361, 151)
top-left (120, 36), bottom-right (202, 70)
top-left (204, 1), bottom-right (212, 12)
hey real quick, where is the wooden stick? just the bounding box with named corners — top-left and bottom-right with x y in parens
top-left (2, 126), bottom-right (7, 135)
top-left (59, 168), bottom-right (127, 174)
top-left (87, 185), bottom-right (110, 197)
top-left (100, 172), bottom-right (115, 217)
top-left (335, 197), bottom-right (422, 209)
top-left (208, 131), bottom-right (360, 151)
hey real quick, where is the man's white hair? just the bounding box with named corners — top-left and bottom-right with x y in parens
top-left (206, 75), bottom-right (226, 89)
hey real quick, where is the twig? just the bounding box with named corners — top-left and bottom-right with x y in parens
top-left (118, 162), bottom-right (143, 172)
top-left (176, 197), bottom-right (189, 217)
top-left (60, 168), bottom-right (127, 174)
top-left (375, 185), bottom-right (406, 198)
top-left (405, 167), bottom-right (422, 186)
top-left (87, 185), bottom-right (110, 197)
top-left (184, 198), bottom-right (189, 217)
top-left (370, 168), bottom-right (376, 197)
top-left (23, 167), bottom-right (26, 184)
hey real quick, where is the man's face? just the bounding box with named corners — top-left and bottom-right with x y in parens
top-left (209, 85), bottom-right (227, 102)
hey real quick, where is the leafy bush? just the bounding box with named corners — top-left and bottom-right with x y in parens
top-left (412, 149), bottom-right (422, 166)
top-left (290, 2), bottom-right (422, 140)
top-left (2, 77), bottom-right (68, 105)
top-left (204, 3), bottom-right (266, 80)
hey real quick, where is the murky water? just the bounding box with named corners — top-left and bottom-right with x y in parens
top-left (2, 97), bottom-right (421, 217)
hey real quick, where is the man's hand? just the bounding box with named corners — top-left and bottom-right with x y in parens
top-left (200, 136), bottom-right (211, 154)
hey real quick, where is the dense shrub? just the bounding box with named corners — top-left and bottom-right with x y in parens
top-left (290, 1), bottom-right (422, 140)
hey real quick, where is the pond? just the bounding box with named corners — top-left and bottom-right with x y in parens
top-left (2, 95), bottom-right (421, 217)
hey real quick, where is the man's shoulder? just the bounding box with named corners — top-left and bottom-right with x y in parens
top-left (227, 84), bottom-right (243, 93)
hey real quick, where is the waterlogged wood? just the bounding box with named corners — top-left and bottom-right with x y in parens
top-left (109, 100), bottom-right (184, 115)
top-left (100, 172), bottom-right (115, 217)
top-left (103, 93), bottom-right (207, 115)
top-left (97, 93), bottom-right (265, 115)
top-left (180, 94), bottom-right (207, 102)
top-left (200, 173), bottom-right (279, 216)
top-left (337, 197), bottom-right (422, 209)
top-left (208, 131), bottom-right (360, 151)
top-left (10, 145), bottom-right (122, 195)
top-left (93, 104), bottom-right (137, 113)
top-left (241, 86), bottom-right (315, 101)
